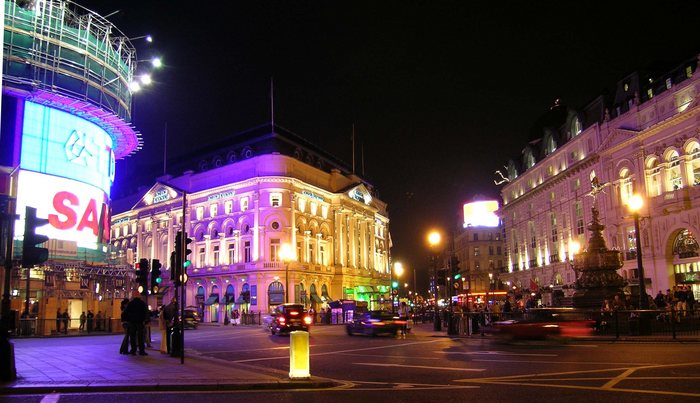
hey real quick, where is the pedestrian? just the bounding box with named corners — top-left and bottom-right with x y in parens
top-left (119, 298), bottom-right (130, 354)
top-left (158, 306), bottom-right (168, 354)
top-left (55, 308), bottom-right (61, 334)
top-left (79, 312), bottom-right (86, 332)
top-left (163, 298), bottom-right (178, 354)
top-left (232, 309), bottom-right (239, 326)
top-left (62, 309), bottom-right (69, 334)
top-left (398, 301), bottom-right (410, 336)
top-left (96, 311), bottom-right (103, 331)
top-left (87, 310), bottom-right (94, 333)
top-left (123, 291), bottom-right (149, 355)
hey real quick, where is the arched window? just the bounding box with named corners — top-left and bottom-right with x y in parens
top-left (571, 117), bottom-right (582, 138)
top-left (268, 281), bottom-right (285, 305)
top-left (667, 150), bottom-right (683, 190)
top-left (619, 168), bottom-right (633, 205)
top-left (673, 229), bottom-right (699, 259)
top-left (646, 157), bottom-right (662, 196)
top-left (687, 144), bottom-right (700, 186)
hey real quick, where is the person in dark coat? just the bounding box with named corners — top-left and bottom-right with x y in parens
top-left (86, 310), bottom-right (94, 333)
top-left (123, 291), bottom-right (150, 355)
top-left (119, 298), bottom-right (131, 354)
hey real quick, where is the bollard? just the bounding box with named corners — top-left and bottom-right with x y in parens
top-left (289, 330), bottom-right (310, 379)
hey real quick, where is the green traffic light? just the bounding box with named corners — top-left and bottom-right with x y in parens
top-left (156, 277), bottom-right (162, 284)
top-left (183, 260), bottom-right (191, 268)
top-left (454, 274), bottom-right (462, 280)
top-left (391, 281), bottom-right (398, 288)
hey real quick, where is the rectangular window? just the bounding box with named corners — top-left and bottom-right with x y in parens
top-left (212, 245), bottom-right (220, 266)
top-left (309, 243), bottom-right (315, 264)
top-left (474, 261), bottom-right (480, 270)
top-left (529, 221), bottom-right (536, 249)
top-left (228, 243), bottom-right (236, 264)
top-left (210, 204), bottom-right (218, 218)
top-left (575, 202), bottom-right (585, 235)
top-left (474, 246), bottom-right (480, 256)
top-left (320, 245), bottom-right (325, 265)
top-left (270, 239), bottom-right (280, 261)
top-left (198, 247), bottom-right (205, 267)
top-left (489, 246), bottom-right (494, 256)
top-left (297, 242), bottom-right (303, 263)
top-left (225, 201), bottom-right (233, 214)
top-left (550, 213), bottom-right (558, 243)
top-left (270, 193), bottom-right (282, 207)
top-left (497, 246), bottom-right (502, 255)
top-left (244, 241), bottom-right (251, 263)
top-left (473, 233), bottom-right (478, 241)
top-left (240, 197), bottom-right (249, 212)
top-left (196, 207), bottom-right (204, 221)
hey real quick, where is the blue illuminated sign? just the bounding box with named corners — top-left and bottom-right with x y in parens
top-left (20, 101), bottom-right (115, 196)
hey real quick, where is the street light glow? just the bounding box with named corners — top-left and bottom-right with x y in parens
top-left (394, 262), bottom-right (404, 277)
top-left (152, 57), bottom-right (163, 68)
top-left (427, 231), bottom-right (441, 247)
top-left (279, 243), bottom-right (294, 262)
top-left (628, 194), bottom-right (644, 213)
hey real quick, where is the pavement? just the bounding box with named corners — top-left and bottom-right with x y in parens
top-left (0, 331), bottom-right (339, 395)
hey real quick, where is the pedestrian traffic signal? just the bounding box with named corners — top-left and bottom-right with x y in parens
top-left (136, 258), bottom-right (149, 295)
top-left (151, 259), bottom-right (162, 294)
top-left (22, 206), bottom-right (49, 267)
top-left (450, 255), bottom-right (461, 280)
top-left (174, 231), bottom-right (192, 286)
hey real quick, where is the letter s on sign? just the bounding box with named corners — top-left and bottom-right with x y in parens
top-left (49, 191), bottom-right (78, 230)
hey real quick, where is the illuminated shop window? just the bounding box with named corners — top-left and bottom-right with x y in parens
top-left (270, 193), bottom-right (282, 207)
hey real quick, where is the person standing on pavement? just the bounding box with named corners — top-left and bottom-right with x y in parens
top-left (163, 298), bottom-right (178, 354)
top-left (62, 309), bottom-right (69, 334)
top-left (398, 301), bottom-right (410, 336)
top-left (79, 312), bottom-right (86, 332)
top-left (119, 298), bottom-right (130, 354)
top-left (124, 291), bottom-right (149, 355)
top-left (55, 308), bottom-right (61, 334)
top-left (158, 305), bottom-right (168, 354)
top-left (87, 310), bottom-right (94, 333)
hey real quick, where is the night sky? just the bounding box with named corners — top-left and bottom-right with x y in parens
top-left (78, 0), bottom-right (700, 294)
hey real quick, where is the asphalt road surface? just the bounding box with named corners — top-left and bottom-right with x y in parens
top-left (6, 323), bottom-right (700, 402)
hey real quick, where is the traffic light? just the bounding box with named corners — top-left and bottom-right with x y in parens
top-left (450, 255), bottom-right (461, 280)
top-left (22, 206), bottom-right (49, 267)
top-left (136, 258), bottom-right (149, 295)
top-left (151, 259), bottom-right (162, 294)
top-left (174, 231), bottom-right (192, 286)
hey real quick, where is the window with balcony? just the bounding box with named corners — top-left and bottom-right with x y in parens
top-left (270, 238), bottom-right (280, 261)
top-left (667, 151), bottom-right (683, 190)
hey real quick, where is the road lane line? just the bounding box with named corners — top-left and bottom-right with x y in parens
top-left (438, 351), bottom-right (558, 357)
top-left (354, 362), bottom-right (485, 372)
top-left (601, 368), bottom-right (636, 389)
top-left (470, 379), bottom-right (700, 398)
top-left (470, 359), bottom-right (655, 366)
top-left (40, 394), bottom-right (60, 403)
top-left (338, 353), bottom-right (441, 360)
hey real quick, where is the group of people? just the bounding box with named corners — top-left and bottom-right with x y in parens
top-left (54, 309), bottom-right (69, 334)
top-left (652, 286), bottom-right (696, 316)
top-left (119, 291), bottom-right (151, 356)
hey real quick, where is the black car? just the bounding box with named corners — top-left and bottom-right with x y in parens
top-left (268, 303), bottom-right (312, 335)
top-left (346, 310), bottom-right (405, 336)
top-left (183, 309), bottom-right (199, 329)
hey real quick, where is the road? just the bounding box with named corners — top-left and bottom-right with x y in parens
top-left (6, 322), bottom-right (700, 402)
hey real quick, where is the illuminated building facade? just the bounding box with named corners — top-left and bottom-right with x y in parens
top-left (1, 0), bottom-right (143, 333)
top-left (453, 200), bottom-right (506, 303)
top-left (499, 54), bottom-right (700, 304)
top-left (109, 124), bottom-right (391, 321)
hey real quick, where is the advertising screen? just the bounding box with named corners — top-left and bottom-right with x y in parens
top-left (463, 200), bottom-right (500, 227)
top-left (15, 170), bottom-right (110, 250)
top-left (20, 101), bottom-right (115, 196)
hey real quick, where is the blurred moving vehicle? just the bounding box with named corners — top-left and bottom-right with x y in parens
top-left (485, 308), bottom-right (595, 340)
top-left (183, 308), bottom-right (199, 329)
top-left (268, 303), bottom-right (312, 335)
top-left (346, 310), bottom-right (406, 337)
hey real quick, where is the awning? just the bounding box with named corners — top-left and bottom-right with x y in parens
top-left (205, 294), bottom-right (219, 305)
top-left (234, 292), bottom-right (250, 304)
top-left (310, 293), bottom-right (323, 304)
top-left (269, 292), bottom-right (284, 305)
top-left (321, 292), bottom-right (331, 301)
top-left (224, 294), bottom-right (236, 304)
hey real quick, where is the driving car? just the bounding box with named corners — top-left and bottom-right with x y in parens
top-left (346, 310), bottom-right (406, 337)
top-left (183, 308), bottom-right (199, 329)
top-left (268, 303), bottom-right (312, 335)
top-left (485, 308), bottom-right (595, 340)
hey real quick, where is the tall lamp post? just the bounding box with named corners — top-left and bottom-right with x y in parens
top-left (279, 243), bottom-right (294, 304)
top-left (427, 230), bottom-right (442, 331)
top-left (392, 262), bottom-right (404, 313)
top-left (628, 194), bottom-right (651, 335)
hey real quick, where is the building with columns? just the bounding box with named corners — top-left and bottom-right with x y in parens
top-left (110, 124), bottom-right (391, 321)
top-left (499, 54), bottom-right (700, 305)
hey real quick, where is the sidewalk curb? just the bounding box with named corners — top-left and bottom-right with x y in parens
top-left (0, 379), bottom-right (341, 395)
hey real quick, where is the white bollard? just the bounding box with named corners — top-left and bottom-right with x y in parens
top-left (289, 330), bottom-right (310, 379)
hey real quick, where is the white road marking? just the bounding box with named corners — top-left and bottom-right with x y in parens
top-left (354, 362), bottom-right (485, 372)
top-left (471, 358), bottom-right (655, 366)
top-left (40, 394), bottom-right (61, 403)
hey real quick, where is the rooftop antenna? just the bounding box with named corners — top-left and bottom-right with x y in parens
top-left (270, 77), bottom-right (275, 132)
top-left (352, 124), bottom-right (356, 174)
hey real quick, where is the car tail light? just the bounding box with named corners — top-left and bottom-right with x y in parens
top-left (303, 315), bottom-right (312, 325)
top-left (290, 311), bottom-right (299, 316)
top-left (278, 316), bottom-right (286, 324)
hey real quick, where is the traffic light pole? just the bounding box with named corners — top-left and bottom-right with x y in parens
top-left (179, 191), bottom-right (187, 365)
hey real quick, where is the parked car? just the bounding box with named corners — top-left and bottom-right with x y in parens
top-left (485, 308), bottom-right (595, 340)
top-left (268, 303), bottom-right (312, 335)
top-left (183, 308), bottom-right (199, 329)
top-left (346, 310), bottom-right (406, 337)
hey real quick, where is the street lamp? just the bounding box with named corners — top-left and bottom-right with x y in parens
top-left (627, 195), bottom-right (648, 310)
top-left (427, 230), bottom-right (442, 331)
top-left (279, 243), bottom-right (295, 303)
top-left (392, 262), bottom-right (404, 313)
